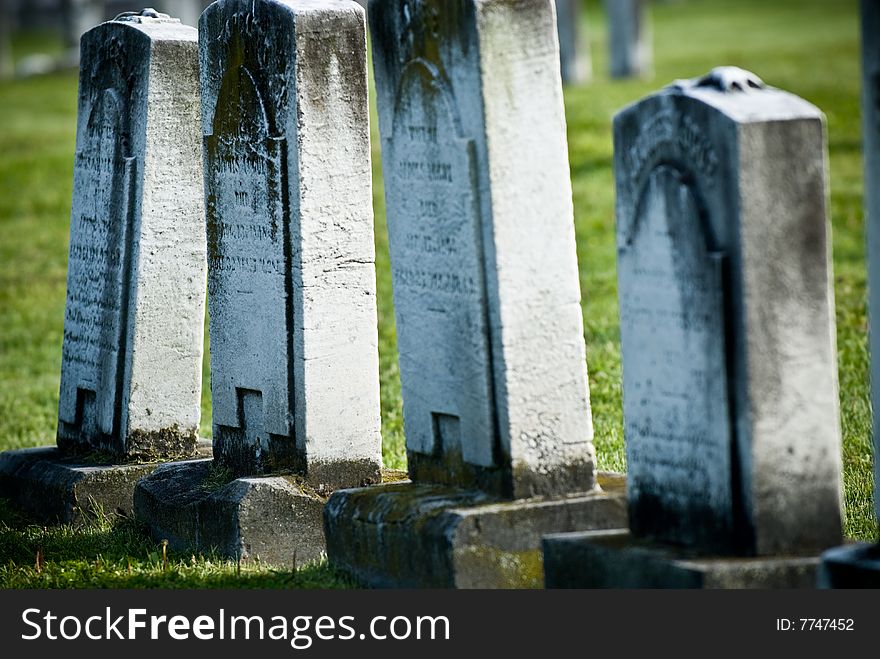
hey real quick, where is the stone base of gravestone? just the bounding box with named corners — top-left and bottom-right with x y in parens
top-left (543, 530), bottom-right (822, 589)
top-left (818, 543), bottom-right (880, 588)
top-left (0, 440), bottom-right (212, 525)
top-left (133, 459), bottom-right (406, 566)
top-left (323, 473), bottom-right (626, 589)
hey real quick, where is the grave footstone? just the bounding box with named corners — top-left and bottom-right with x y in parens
top-left (604, 0), bottom-right (651, 79)
top-left (323, 0), bottom-right (626, 590)
top-left (820, 0), bottom-right (880, 588)
top-left (0, 9), bottom-right (211, 524)
top-left (134, 0), bottom-right (383, 567)
top-left (556, 0), bottom-right (591, 85)
top-left (544, 67), bottom-right (845, 589)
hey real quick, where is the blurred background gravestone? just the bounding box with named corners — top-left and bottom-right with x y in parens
top-left (556, 0), bottom-right (591, 84)
top-left (604, 0), bottom-right (652, 79)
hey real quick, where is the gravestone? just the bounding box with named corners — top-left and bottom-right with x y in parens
top-left (0, 9), bottom-right (209, 523)
top-left (323, 0), bottom-right (626, 589)
top-left (556, 0), bottom-right (590, 84)
top-left (604, 0), bottom-right (651, 79)
top-left (545, 67), bottom-right (845, 588)
top-left (135, 0), bottom-right (383, 566)
top-left (58, 8), bottom-right (205, 460)
top-left (820, 0), bottom-right (880, 587)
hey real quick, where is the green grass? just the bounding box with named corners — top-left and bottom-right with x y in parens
top-left (0, 0), bottom-right (875, 588)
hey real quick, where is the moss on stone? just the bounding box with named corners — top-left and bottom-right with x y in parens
top-left (454, 545), bottom-right (544, 589)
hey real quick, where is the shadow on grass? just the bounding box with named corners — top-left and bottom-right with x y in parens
top-left (0, 499), bottom-right (357, 589)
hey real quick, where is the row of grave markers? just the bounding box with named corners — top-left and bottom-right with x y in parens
top-left (0, 0), bottom-right (875, 587)
top-left (0, 1), bottom-right (651, 83)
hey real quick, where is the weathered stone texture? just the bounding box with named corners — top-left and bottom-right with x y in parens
top-left (615, 68), bottom-right (843, 557)
top-left (604, 0), bottom-right (651, 79)
top-left (325, 476), bottom-right (626, 588)
top-left (57, 13), bottom-right (206, 460)
top-left (0, 441), bottom-right (212, 525)
top-left (544, 530), bottom-right (820, 589)
top-left (134, 460), bottom-right (326, 565)
top-left (370, 0), bottom-right (595, 500)
top-left (200, 0), bottom-right (381, 485)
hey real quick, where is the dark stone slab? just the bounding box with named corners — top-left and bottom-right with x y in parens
top-left (324, 473), bottom-right (627, 589)
top-left (133, 458), bottom-right (327, 567)
top-left (0, 440), bottom-right (212, 525)
top-left (818, 543), bottom-right (880, 588)
top-left (543, 529), bottom-right (820, 589)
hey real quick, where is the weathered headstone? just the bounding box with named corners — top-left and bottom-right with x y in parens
top-left (58, 8), bottom-right (205, 460)
top-left (604, 0), bottom-right (651, 79)
top-left (0, 9), bottom-right (209, 523)
top-left (556, 0), bottom-right (591, 84)
top-left (135, 0), bottom-right (383, 566)
top-left (324, 0), bottom-right (626, 589)
top-left (820, 0), bottom-right (880, 587)
top-left (545, 67), bottom-right (845, 588)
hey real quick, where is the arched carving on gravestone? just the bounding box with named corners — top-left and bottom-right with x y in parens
top-left (58, 75), bottom-right (137, 452)
top-left (386, 57), bottom-right (498, 474)
top-left (205, 60), bottom-right (295, 475)
top-left (618, 153), bottom-right (736, 551)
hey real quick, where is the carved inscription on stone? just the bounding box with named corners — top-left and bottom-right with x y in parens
top-left (205, 62), bottom-right (293, 468)
top-left (58, 88), bottom-right (135, 445)
top-left (618, 163), bottom-right (734, 550)
top-left (385, 61), bottom-right (495, 467)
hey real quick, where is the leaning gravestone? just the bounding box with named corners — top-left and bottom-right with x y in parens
top-left (556, 0), bottom-right (591, 84)
top-left (323, 0), bottom-right (626, 589)
top-left (604, 0), bottom-right (651, 79)
top-left (0, 9), bottom-right (208, 523)
top-left (820, 0), bottom-right (880, 587)
top-left (544, 67), bottom-right (845, 588)
top-left (135, 0), bottom-right (383, 567)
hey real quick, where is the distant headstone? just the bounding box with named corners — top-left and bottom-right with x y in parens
top-left (372, 0), bottom-right (596, 500)
top-left (615, 67), bottom-right (843, 556)
top-left (57, 9), bottom-right (206, 460)
top-left (555, 0), bottom-right (590, 84)
top-left (604, 0), bottom-right (651, 79)
top-left (201, 0), bottom-right (382, 486)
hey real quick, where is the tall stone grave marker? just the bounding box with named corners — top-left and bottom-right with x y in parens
top-left (556, 0), bottom-right (591, 84)
top-left (820, 0), bottom-right (880, 587)
top-left (135, 0), bottom-right (383, 567)
top-left (323, 0), bottom-right (626, 589)
top-left (545, 67), bottom-right (845, 588)
top-left (0, 9), bottom-right (208, 524)
top-left (604, 0), bottom-right (651, 79)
